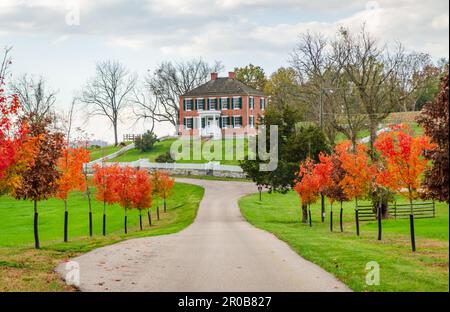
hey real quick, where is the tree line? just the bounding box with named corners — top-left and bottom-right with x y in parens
top-left (2, 25), bottom-right (446, 147)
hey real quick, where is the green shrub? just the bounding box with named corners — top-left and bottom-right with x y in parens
top-left (155, 152), bottom-right (175, 163)
top-left (135, 131), bottom-right (159, 152)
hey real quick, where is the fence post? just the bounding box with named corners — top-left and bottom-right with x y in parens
top-left (432, 199), bottom-right (435, 218)
top-left (394, 201), bottom-right (397, 219)
top-left (377, 203), bottom-right (382, 241)
top-left (355, 209), bottom-right (360, 236)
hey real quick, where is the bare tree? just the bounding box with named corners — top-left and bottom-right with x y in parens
top-left (10, 74), bottom-right (57, 121)
top-left (396, 52), bottom-right (434, 112)
top-left (0, 46), bottom-right (13, 85)
top-left (134, 59), bottom-right (223, 130)
top-left (291, 31), bottom-right (367, 147)
top-left (55, 99), bottom-right (78, 145)
top-left (333, 26), bottom-right (405, 153)
top-left (80, 60), bottom-right (137, 146)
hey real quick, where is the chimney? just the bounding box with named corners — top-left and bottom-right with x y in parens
top-left (210, 72), bottom-right (218, 81)
top-left (228, 71), bottom-right (236, 79)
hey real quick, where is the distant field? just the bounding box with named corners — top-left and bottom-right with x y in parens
top-left (110, 138), bottom-right (250, 166)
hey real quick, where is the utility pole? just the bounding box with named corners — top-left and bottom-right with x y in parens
top-left (319, 87), bottom-right (325, 222)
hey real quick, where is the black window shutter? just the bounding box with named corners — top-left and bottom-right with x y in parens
top-left (231, 116), bottom-right (234, 127)
top-left (219, 117), bottom-right (222, 128)
top-left (183, 118), bottom-right (186, 127)
top-left (239, 97), bottom-right (242, 109)
top-left (219, 98), bottom-right (222, 110)
top-left (183, 99), bottom-right (186, 111)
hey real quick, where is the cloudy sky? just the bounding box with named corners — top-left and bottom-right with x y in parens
top-left (1, 0), bottom-right (448, 143)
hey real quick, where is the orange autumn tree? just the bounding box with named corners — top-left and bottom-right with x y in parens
top-left (93, 163), bottom-right (120, 235)
top-left (294, 158), bottom-right (320, 225)
top-left (374, 124), bottom-right (435, 252)
top-left (149, 170), bottom-right (163, 220)
top-left (336, 141), bottom-right (376, 204)
top-left (56, 147), bottom-right (90, 242)
top-left (0, 88), bottom-right (38, 195)
top-left (130, 169), bottom-right (153, 231)
top-left (159, 171), bottom-right (175, 213)
top-left (322, 154), bottom-right (349, 232)
top-left (336, 141), bottom-right (376, 236)
top-left (114, 166), bottom-right (136, 234)
top-left (313, 153), bottom-right (337, 230)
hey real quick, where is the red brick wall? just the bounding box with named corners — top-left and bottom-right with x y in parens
top-left (179, 95), bottom-right (267, 136)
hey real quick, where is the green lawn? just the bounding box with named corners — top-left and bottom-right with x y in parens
top-left (0, 182), bottom-right (204, 291)
top-left (239, 191), bottom-right (449, 292)
top-left (111, 138), bottom-right (250, 166)
top-left (335, 122), bottom-right (424, 144)
top-left (112, 139), bottom-right (177, 163)
top-left (88, 145), bottom-right (126, 161)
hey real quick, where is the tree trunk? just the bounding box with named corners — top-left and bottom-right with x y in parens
top-left (147, 208), bottom-right (152, 226)
top-left (87, 186), bottom-right (93, 237)
top-left (103, 201), bottom-right (106, 236)
top-left (34, 200), bottom-right (40, 249)
top-left (321, 194), bottom-right (325, 222)
top-left (340, 201), bottom-right (344, 232)
top-left (157, 206), bottom-right (160, 221)
top-left (368, 119), bottom-right (378, 157)
top-left (113, 121), bottom-right (119, 146)
top-left (164, 198), bottom-right (167, 213)
top-left (64, 200), bottom-right (68, 242)
top-left (124, 208), bottom-right (128, 234)
top-left (330, 202), bottom-right (333, 232)
top-left (301, 204), bottom-right (308, 223)
top-left (409, 189), bottom-right (416, 252)
top-left (139, 210), bottom-right (143, 231)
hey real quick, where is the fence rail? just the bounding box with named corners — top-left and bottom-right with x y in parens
top-left (355, 201), bottom-right (436, 223)
top-left (393, 201), bottom-right (435, 219)
top-left (123, 134), bottom-right (141, 142)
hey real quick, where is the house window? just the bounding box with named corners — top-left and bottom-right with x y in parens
top-left (185, 99), bottom-right (193, 111)
top-left (208, 98), bottom-right (217, 110)
top-left (184, 117), bottom-right (193, 129)
top-left (233, 116), bottom-right (242, 128)
top-left (221, 116), bottom-right (229, 128)
top-left (260, 98), bottom-right (266, 110)
top-left (221, 98), bottom-right (229, 110)
top-left (233, 97), bottom-right (242, 109)
top-left (249, 116), bottom-right (255, 128)
top-left (196, 98), bottom-right (205, 110)
top-left (249, 97), bottom-right (254, 110)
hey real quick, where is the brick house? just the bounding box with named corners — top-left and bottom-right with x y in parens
top-left (179, 72), bottom-right (268, 139)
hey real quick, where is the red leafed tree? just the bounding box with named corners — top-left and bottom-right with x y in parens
top-left (374, 124), bottom-right (436, 251)
top-left (92, 163), bottom-right (120, 235)
top-left (0, 81), bottom-right (38, 193)
top-left (130, 169), bottom-right (153, 230)
top-left (336, 141), bottom-right (376, 205)
top-left (113, 166), bottom-right (136, 234)
top-left (13, 114), bottom-right (65, 249)
top-left (323, 154), bottom-right (349, 232)
top-left (294, 158), bottom-right (320, 224)
top-left (416, 73), bottom-right (449, 203)
top-left (158, 171), bottom-right (175, 213)
top-left (56, 147), bottom-right (90, 242)
top-left (374, 125), bottom-right (435, 202)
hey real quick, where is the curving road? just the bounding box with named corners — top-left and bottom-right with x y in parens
top-left (56, 178), bottom-right (350, 292)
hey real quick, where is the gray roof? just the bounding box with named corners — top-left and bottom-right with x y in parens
top-left (182, 77), bottom-right (266, 97)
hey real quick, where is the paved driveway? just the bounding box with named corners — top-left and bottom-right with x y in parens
top-left (56, 178), bottom-right (350, 291)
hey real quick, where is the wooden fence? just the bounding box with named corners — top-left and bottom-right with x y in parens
top-left (123, 134), bottom-right (141, 142)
